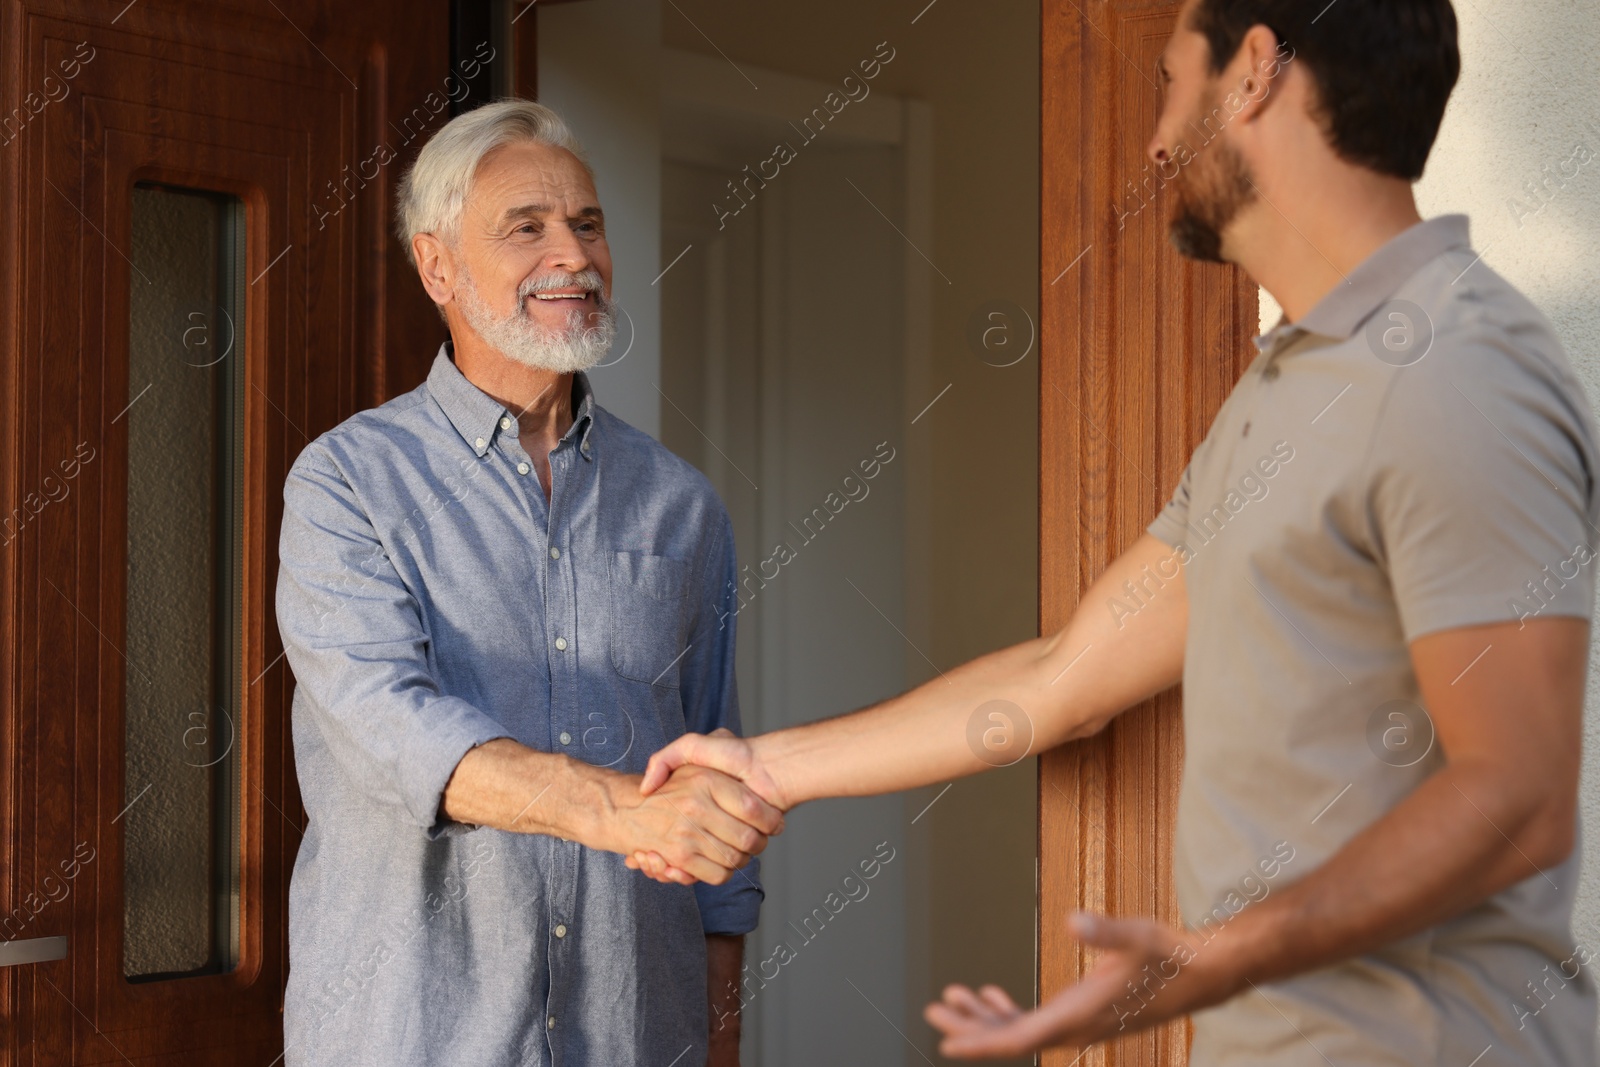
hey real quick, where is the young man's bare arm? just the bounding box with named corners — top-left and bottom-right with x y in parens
top-left (924, 615), bottom-right (1586, 1057)
top-left (638, 534), bottom-right (1188, 812)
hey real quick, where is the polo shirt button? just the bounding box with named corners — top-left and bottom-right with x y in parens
top-left (555, 637), bottom-right (568, 651)
top-left (549, 546), bottom-right (561, 560)
top-left (517, 462), bottom-right (531, 476)
top-left (555, 923), bottom-right (568, 938)
top-left (500, 416), bottom-right (513, 431)
top-left (559, 731), bottom-right (572, 745)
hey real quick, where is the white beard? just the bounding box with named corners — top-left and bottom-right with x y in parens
top-left (454, 267), bottom-right (617, 374)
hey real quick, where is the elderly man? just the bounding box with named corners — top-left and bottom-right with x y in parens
top-left (275, 99), bottom-right (777, 1067)
top-left (640, 1), bottom-right (1599, 1064)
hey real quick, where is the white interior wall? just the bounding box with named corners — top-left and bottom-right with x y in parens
top-left (659, 55), bottom-right (916, 1064)
top-left (747, 149), bottom-right (911, 1067)
top-left (655, 8), bottom-right (1042, 1059)
top-left (543, 5), bottom-right (1039, 1062)
top-left (537, 0), bottom-right (662, 436)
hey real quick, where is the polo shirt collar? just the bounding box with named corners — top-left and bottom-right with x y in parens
top-left (426, 342), bottom-right (599, 459)
top-left (1294, 214), bottom-right (1473, 341)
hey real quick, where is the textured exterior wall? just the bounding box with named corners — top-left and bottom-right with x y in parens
top-left (1420, 0), bottom-right (1600, 1021)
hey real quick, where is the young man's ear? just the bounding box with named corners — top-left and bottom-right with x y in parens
top-left (1229, 24), bottom-right (1294, 124)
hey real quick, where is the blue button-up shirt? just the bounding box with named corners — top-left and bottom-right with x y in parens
top-left (276, 345), bottom-right (760, 1067)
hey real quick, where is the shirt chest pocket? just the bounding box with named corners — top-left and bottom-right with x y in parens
top-left (608, 551), bottom-right (693, 688)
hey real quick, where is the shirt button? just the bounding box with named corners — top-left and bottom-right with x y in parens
top-left (474, 437), bottom-right (486, 450)
top-left (500, 416), bottom-right (513, 431)
top-left (559, 731), bottom-right (573, 745)
top-left (555, 923), bottom-right (568, 939)
top-left (547, 1016), bottom-right (556, 1030)
top-left (1262, 363), bottom-right (1281, 382)
top-left (549, 546), bottom-right (561, 560)
top-left (517, 462), bottom-right (531, 476)
top-left (555, 636), bottom-right (568, 651)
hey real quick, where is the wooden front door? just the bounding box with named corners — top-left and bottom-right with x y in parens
top-left (0, 1), bottom-right (488, 1061)
top-left (1038, 2), bottom-right (1257, 1065)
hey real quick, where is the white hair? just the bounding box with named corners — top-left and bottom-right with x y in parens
top-left (393, 98), bottom-right (592, 266)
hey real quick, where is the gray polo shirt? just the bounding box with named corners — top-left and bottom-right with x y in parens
top-left (1146, 216), bottom-right (1599, 1066)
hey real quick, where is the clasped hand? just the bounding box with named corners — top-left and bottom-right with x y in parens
top-left (626, 729), bottom-right (784, 885)
top-left (606, 761), bottom-right (784, 886)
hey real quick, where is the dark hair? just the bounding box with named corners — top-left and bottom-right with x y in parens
top-left (1190, 0), bottom-right (1460, 180)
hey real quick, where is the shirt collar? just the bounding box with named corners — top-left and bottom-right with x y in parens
top-left (1253, 313), bottom-right (1297, 357)
top-left (570, 369), bottom-right (598, 458)
top-left (426, 342), bottom-right (599, 460)
top-left (1292, 215), bottom-right (1473, 342)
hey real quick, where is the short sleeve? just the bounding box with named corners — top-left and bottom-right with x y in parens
top-left (1149, 463), bottom-right (1196, 547)
top-left (1149, 378), bottom-right (1241, 547)
top-left (1367, 338), bottom-right (1598, 642)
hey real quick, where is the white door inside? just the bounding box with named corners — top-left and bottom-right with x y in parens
top-left (661, 52), bottom-right (925, 1067)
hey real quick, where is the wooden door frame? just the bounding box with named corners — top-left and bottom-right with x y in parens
top-left (1037, 3), bottom-right (1258, 1065)
top-left (0, 1), bottom-right (465, 1061)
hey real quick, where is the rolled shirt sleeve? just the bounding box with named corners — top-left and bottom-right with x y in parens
top-left (680, 512), bottom-right (764, 935)
top-left (276, 447), bottom-right (512, 836)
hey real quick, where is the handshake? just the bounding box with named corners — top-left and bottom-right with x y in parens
top-left (615, 728), bottom-right (782, 886)
top-left (443, 730), bottom-right (783, 887)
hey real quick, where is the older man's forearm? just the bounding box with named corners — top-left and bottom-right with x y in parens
top-left (443, 738), bottom-right (784, 885)
top-left (441, 737), bottom-right (617, 839)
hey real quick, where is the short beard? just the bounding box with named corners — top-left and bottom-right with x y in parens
top-left (1168, 127), bottom-right (1255, 265)
top-left (455, 266), bottom-right (618, 374)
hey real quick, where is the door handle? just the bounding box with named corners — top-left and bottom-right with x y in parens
top-left (0, 936), bottom-right (67, 966)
